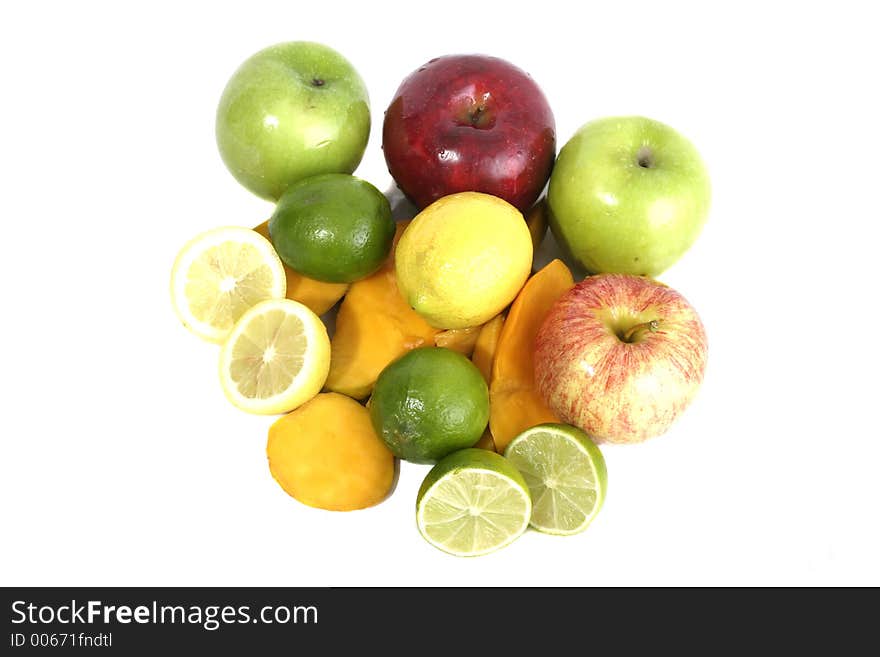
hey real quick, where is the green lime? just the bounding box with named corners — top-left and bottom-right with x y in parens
top-left (504, 423), bottom-right (607, 535)
top-left (416, 448), bottom-right (532, 557)
top-left (268, 173), bottom-right (395, 283)
top-left (369, 347), bottom-right (489, 464)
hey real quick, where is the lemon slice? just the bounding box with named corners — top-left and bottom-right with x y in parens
top-left (504, 423), bottom-right (607, 535)
top-left (170, 227), bottom-right (286, 343)
top-left (219, 298), bottom-right (331, 414)
top-left (416, 448), bottom-right (532, 556)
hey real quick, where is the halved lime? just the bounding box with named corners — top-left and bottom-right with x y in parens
top-left (504, 423), bottom-right (607, 535)
top-left (416, 449), bottom-right (531, 557)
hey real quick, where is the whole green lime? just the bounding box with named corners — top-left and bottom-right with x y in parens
top-left (269, 173), bottom-right (395, 283)
top-left (370, 347), bottom-right (490, 464)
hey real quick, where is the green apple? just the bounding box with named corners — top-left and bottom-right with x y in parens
top-left (548, 116), bottom-right (710, 276)
top-left (216, 42), bottom-right (370, 201)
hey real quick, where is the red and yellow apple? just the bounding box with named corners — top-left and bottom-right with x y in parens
top-left (534, 274), bottom-right (707, 444)
top-left (382, 54), bottom-right (556, 212)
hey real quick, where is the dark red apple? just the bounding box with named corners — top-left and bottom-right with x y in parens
top-left (382, 54), bottom-right (556, 212)
top-left (534, 274), bottom-right (708, 444)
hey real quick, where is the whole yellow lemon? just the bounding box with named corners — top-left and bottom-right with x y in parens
top-left (395, 192), bottom-right (533, 329)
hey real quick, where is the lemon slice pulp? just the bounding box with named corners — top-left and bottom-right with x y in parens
top-left (219, 299), bottom-right (330, 414)
top-left (170, 227), bottom-right (286, 343)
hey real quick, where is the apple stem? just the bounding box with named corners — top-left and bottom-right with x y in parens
top-left (621, 319), bottom-right (661, 343)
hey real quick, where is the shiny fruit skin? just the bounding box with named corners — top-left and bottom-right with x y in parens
top-left (548, 116), bottom-right (710, 277)
top-left (383, 54), bottom-right (555, 212)
top-left (394, 192), bottom-right (533, 329)
top-left (269, 173), bottom-right (394, 283)
top-left (369, 347), bottom-right (490, 464)
top-left (216, 41), bottom-right (370, 201)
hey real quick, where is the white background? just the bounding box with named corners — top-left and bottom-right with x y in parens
top-left (1, 0), bottom-right (877, 586)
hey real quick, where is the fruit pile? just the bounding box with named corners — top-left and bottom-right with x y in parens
top-left (170, 42), bottom-right (709, 557)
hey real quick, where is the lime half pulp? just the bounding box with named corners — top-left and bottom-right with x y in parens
top-left (416, 449), bottom-right (531, 556)
top-left (504, 423), bottom-right (607, 535)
